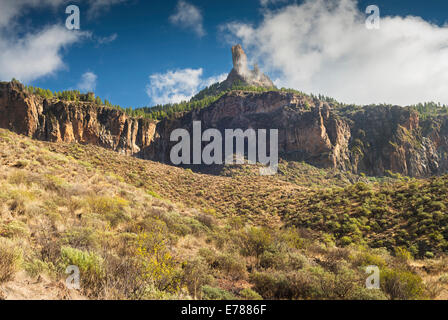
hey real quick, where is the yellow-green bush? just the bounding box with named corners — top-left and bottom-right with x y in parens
top-left (60, 246), bottom-right (105, 296)
top-left (395, 247), bottom-right (413, 264)
top-left (0, 240), bottom-right (22, 283)
top-left (381, 268), bottom-right (425, 300)
top-left (212, 253), bottom-right (248, 280)
top-left (182, 258), bottom-right (214, 299)
top-left (240, 227), bottom-right (273, 262)
top-left (201, 285), bottom-right (236, 300)
top-left (239, 288), bottom-right (262, 300)
top-left (87, 196), bottom-right (129, 226)
top-left (0, 220), bottom-right (29, 238)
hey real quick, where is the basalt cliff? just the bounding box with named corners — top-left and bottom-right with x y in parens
top-left (1, 45), bottom-right (448, 178)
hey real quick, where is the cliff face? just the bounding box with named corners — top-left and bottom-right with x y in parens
top-left (0, 81), bottom-right (157, 156)
top-left (141, 91), bottom-right (352, 170)
top-left (1, 81), bottom-right (448, 178)
top-left (143, 90), bottom-right (448, 177)
top-left (346, 105), bottom-right (448, 177)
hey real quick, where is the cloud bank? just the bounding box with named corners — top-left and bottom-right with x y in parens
top-left (224, 0), bottom-right (448, 106)
top-left (147, 68), bottom-right (226, 105)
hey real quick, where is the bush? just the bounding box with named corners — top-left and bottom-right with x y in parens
top-left (0, 240), bottom-right (21, 283)
top-left (250, 271), bottom-right (293, 299)
top-left (0, 220), bottom-right (29, 238)
top-left (213, 253), bottom-right (248, 280)
top-left (340, 236), bottom-right (353, 246)
top-left (201, 285), bottom-right (236, 300)
top-left (240, 227), bottom-right (273, 262)
top-left (251, 266), bottom-right (360, 300)
top-left (60, 246), bottom-right (105, 296)
top-left (352, 250), bottom-right (387, 268)
top-left (239, 288), bottom-right (263, 300)
top-left (195, 213), bottom-right (216, 229)
top-left (24, 258), bottom-right (49, 278)
top-left (381, 268), bottom-right (425, 300)
top-left (182, 258), bottom-right (214, 299)
top-left (259, 250), bottom-right (288, 270)
top-left (88, 196), bottom-right (129, 227)
top-left (135, 230), bottom-right (181, 294)
top-left (395, 247), bottom-right (413, 264)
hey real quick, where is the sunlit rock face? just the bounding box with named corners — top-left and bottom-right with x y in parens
top-left (0, 81), bottom-right (157, 156)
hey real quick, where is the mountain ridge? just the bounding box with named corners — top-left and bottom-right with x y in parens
top-left (2, 79), bottom-right (448, 177)
top-left (1, 44), bottom-right (448, 178)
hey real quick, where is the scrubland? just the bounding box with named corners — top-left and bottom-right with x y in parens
top-left (0, 128), bottom-right (447, 300)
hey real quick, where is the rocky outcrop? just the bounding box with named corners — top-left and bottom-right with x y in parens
top-left (220, 44), bottom-right (275, 90)
top-left (0, 81), bottom-right (157, 156)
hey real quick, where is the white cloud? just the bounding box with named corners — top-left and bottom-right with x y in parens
top-left (169, 0), bottom-right (205, 37)
top-left (224, 0), bottom-right (448, 106)
top-left (77, 71), bottom-right (97, 92)
top-left (147, 68), bottom-right (226, 105)
top-left (0, 0), bottom-right (126, 82)
top-left (0, 25), bottom-right (88, 82)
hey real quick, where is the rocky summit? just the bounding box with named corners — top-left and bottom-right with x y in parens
top-left (220, 44), bottom-right (276, 90)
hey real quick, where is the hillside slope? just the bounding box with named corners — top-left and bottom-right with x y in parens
top-left (1, 128), bottom-right (448, 300)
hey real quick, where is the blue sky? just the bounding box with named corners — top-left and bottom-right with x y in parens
top-left (3, 0), bottom-right (448, 108)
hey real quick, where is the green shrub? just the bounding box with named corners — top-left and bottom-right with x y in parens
top-left (239, 288), bottom-right (262, 300)
top-left (202, 285), bottom-right (236, 300)
top-left (0, 240), bottom-right (21, 283)
top-left (381, 268), bottom-right (425, 300)
top-left (0, 220), bottom-right (29, 238)
top-left (62, 227), bottom-right (100, 250)
top-left (24, 258), bottom-right (49, 278)
top-left (213, 253), bottom-right (248, 280)
top-left (259, 250), bottom-right (288, 270)
top-left (395, 247), bottom-right (413, 263)
top-left (88, 196), bottom-right (129, 227)
top-left (182, 258), bottom-right (214, 299)
top-left (250, 271), bottom-right (287, 299)
top-left (240, 227), bottom-right (273, 261)
top-left (60, 246), bottom-right (105, 296)
top-left (352, 250), bottom-right (387, 268)
top-left (340, 236), bottom-right (353, 246)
